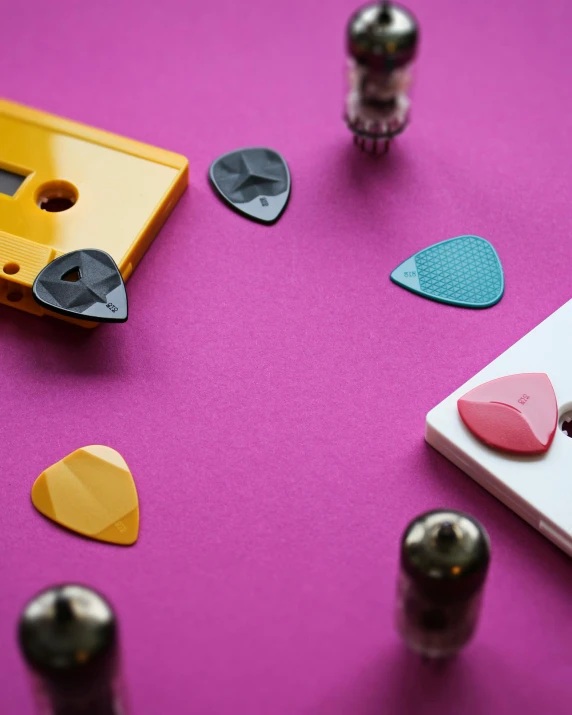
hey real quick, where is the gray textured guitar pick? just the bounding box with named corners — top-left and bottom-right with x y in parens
top-left (33, 249), bottom-right (128, 323)
top-left (209, 147), bottom-right (291, 223)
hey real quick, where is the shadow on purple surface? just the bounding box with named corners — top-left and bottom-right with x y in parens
top-left (380, 648), bottom-right (487, 715)
top-left (315, 645), bottom-right (487, 715)
top-left (0, 304), bottom-right (128, 377)
top-left (329, 139), bottom-right (414, 203)
top-left (317, 640), bottom-right (569, 715)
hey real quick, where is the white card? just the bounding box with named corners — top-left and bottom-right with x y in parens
top-left (426, 300), bottom-right (572, 556)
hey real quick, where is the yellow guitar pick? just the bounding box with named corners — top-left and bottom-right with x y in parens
top-left (32, 446), bottom-right (139, 545)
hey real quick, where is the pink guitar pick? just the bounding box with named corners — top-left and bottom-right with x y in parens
top-left (457, 373), bottom-right (557, 455)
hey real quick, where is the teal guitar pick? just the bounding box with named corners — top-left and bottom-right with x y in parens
top-left (390, 235), bottom-right (504, 308)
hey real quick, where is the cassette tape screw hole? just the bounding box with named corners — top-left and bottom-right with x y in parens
top-left (2, 263), bottom-right (20, 275)
top-left (7, 290), bottom-right (23, 302)
top-left (36, 181), bottom-right (78, 213)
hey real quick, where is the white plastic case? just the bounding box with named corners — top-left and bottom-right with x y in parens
top-left (426, 300), bottom-right (572, 556)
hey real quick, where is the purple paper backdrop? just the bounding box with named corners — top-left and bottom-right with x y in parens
top-left (2, 1), bottom-right (572, 712)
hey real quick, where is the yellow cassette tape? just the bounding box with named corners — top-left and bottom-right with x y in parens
top-left (0, 99), bottom-right (188, 325)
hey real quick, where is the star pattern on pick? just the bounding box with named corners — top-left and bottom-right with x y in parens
top-left (33, 249), bottom-right (128, 322)
top-left (42, 253), bottom-right (120, 309)
top-left (226, 152), bottom-right (283, 195)
top-left (43, 277), bottom-right (108, 308)
top-left (209, 147), bottom-right (290, 222)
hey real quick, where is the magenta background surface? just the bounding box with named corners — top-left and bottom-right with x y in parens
top-left (2, 1), bottom-right (572, 713)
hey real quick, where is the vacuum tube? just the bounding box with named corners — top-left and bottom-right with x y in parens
top-left (345, 2), bottom-right (419, 154)
top-left (396, 510), bottom-right (491, 658)
top-left (18, 584), bottom-right (129, 715)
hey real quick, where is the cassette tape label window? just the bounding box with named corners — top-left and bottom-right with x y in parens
top-left (0, 167), bottom-right (27, 197)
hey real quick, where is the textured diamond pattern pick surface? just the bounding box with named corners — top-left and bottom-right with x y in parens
top-left (209, 147), bottom-right (291, 223)
top-left (457, 373), bottom-right (557, 455)
top-left (32, 446), bottom-right (139, 545)
top-left (390, 236), bottom-right (504, 308)
top-left (33, 249), bottom-right (128, 323)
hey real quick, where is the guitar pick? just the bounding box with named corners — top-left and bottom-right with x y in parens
top-left (457, 373), bottom-right (557, 455)
top-left (32, 249), bottom-right (128, 323)
top-left (209, 147), bottom-right (291, 223)
top-left (32, 446), bottom-right (139, 545)
top-left (390, 235), bottom-right (504, 308)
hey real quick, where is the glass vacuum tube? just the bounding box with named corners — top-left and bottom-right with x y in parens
top-left (396, 510), bottom-right (491, 658)
top-left (346, 2), bottom-right (419, 154)
top-left (18, 584), bottom-right (129, 715)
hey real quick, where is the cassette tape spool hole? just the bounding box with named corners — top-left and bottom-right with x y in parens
top-left (36, 181), bottom-right (78, 212)
top-left (558, 402), bottom-right (572, 439)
